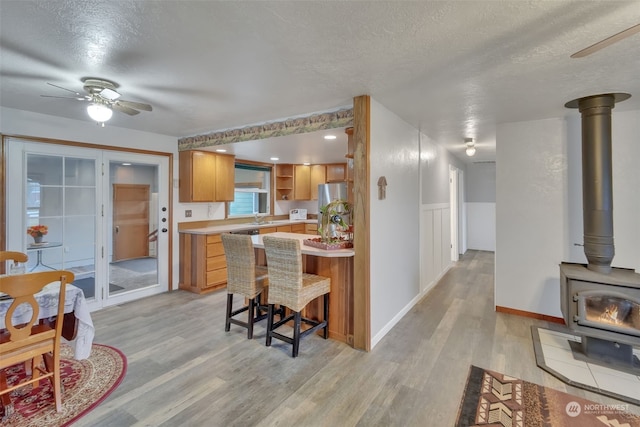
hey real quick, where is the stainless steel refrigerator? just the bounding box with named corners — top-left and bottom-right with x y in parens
top-left (317, 182), bottom-right (349, 229)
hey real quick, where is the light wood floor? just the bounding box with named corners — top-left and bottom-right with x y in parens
top-left (76, 250), bottom-right (640, 426)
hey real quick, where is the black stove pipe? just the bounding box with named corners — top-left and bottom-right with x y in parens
top-left (565, 93), bottom-right (630, 274)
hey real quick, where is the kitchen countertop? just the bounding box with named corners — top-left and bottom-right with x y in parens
top-left (251, 232), bottom-right (354, 258)
top-left (178, 219), bottom-right (317, 235)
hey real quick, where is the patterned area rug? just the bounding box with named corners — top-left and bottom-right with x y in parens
top-left (0, 343), bottom-right (126, 426)
top-left (456, 365), bottom-right (640, 427)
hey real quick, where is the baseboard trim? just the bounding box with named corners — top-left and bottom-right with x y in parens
top-left (495, 306), bottom-right (565, 324)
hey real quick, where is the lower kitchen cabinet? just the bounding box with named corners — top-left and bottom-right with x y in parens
top-left (179, 233), bottom-right (227, 294)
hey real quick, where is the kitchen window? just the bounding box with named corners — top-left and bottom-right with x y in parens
top-left (228, 163), bottom-right (271, 217)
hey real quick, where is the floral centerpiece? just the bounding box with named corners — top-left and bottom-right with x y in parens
top-left (306, 199), bottom-right (353, 250)
top-left (27, 224), bottom-right (48, 243)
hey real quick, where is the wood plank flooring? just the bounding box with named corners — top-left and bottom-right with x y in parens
top-left (76, 250), bottom-right (640, 426)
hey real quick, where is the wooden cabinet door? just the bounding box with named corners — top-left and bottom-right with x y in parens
top-left (294, 165), bottom-right (311, 200)
top-left (190, 151), bottom-right (216, 201)
top-left (215, 153), bottom-right (235, 201)
top-left (179, 150), bottom-right (216, 202)
top-left (326, 163), bottom-right (346, 182)
top-left (310, 165), bottom-right (326, 200)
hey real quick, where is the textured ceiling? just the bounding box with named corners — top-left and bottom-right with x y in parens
top-left (1, 1), bottom-right (639, 164)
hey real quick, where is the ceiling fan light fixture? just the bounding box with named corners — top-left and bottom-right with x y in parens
top-left (99, 87), bottom-right (121, 100)
top-left (87, 103), bottom-right (113, 123)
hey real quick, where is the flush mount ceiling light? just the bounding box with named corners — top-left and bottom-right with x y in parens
top-left (324, 135), bottom-right (337, 140)
top-left (86, 103), bottom-right (112, 125)
top-left (465, 137), bottom-right (476, 156)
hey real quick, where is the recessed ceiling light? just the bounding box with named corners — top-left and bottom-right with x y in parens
top-left (270, 157), bottom-right (279, 161)
top-left (122, 163), bottom-right (132, 166)
top-left (303, 162), bottom-right (311, 166)
top-left (216, 149), bottom-right (227, 153)
top-left (324, 135), bottom-right (337, 140)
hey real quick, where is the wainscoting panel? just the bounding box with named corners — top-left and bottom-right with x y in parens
top-left (420, 203), bottom-right (453, 294)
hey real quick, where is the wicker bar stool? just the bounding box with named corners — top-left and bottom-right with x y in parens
top-left (262, 236), bottom-right (330, 357)
top-left (221, 233), bottom-right (269, 339)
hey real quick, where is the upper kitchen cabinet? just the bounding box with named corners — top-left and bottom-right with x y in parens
top-left (325, 163), bottom-right (347, 182)
top-left (277, 162), bottom-right (346, 200)
top-left (294, 164), bottom-right (327, 200)
top-left (179, 150), bottom-right (235, 202)
top-left (275, 164), bottom-right (294, 200)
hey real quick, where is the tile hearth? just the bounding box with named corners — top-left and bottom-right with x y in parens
top-left (532, 326), bottom-right (640, 405)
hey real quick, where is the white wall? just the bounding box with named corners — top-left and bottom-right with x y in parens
top-left (1, 107), bottom-right (182, 289)
top-left (369, 99), bottom-right (421, 347)
top-left (466, 202), bottom-right (495, 251)
top-left (465, 162), bottom-right (496, 251)
top-left (495, 109), bottom-right (640, 318)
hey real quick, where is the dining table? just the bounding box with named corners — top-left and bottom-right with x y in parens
top-left (0, 282), bottom-right (95, 360)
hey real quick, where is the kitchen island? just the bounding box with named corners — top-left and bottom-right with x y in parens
top-left (251, 232), bottom-right (354, 345)
top-left (178, 227), bottom-right (355, 346)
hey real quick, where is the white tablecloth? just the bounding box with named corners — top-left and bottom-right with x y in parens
top-left (0, 283), bottom-right (95, 360)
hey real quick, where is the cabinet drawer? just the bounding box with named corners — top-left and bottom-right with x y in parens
top-left (207, 241), bottom-right (224, 257)
top-left (207, 255), bottom-right (227, 271)
top-left (291, 223), bottom-right (306, 233)
top-left (260, 227), bottom-right (277, 234)
top-left (207, 234), bottom-right (222, 244)
top-left (206, 268), bottom-right (227, 288)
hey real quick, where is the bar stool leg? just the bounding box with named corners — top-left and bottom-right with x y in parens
top-left (292, 311), bottom-right (301, 357)
top-left (247, 298), bottom-right (256, 339)
top-left (323, 293), bottom-right (329, 339)
top-left (266, 304), bottom-right (275, 347)
top-left (225, 294), bottom-right (233, 332)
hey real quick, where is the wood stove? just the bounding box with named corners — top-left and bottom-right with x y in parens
top-left (561, 93), bottom-right (640, 374)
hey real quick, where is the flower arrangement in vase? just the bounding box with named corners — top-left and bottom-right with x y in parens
top-left (27, 224), bottom-right (48, 243)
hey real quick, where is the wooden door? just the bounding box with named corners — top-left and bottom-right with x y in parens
top-left (113, 184), bottom-right (150, 261)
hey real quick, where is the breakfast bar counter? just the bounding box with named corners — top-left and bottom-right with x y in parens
top-left (252, 232), bottom-right (354, 345)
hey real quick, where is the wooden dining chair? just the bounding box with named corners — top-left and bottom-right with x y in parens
top-left (262, 236), bottom-right (330, 357)
top-left (0, 270), bottom-right (74, 418)
top-left (221, 233), bottom-right (270, 339)
top-left (0, 251), bottom-right (28, 275)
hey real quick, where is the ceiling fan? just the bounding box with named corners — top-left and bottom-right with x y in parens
top-left (571, 23), bottom-right (640, 58)
top-left (41, 77), bottom-right (152, 125)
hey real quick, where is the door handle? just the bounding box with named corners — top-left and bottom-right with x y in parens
top-left (162, 228), bottom-right (168, 233)
top-left (115, 225), bottom-right (119, 234)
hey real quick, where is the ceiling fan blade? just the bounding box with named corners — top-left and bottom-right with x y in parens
top-left (116, 99), bottom-right (153, 111)
top-left (112, 103), bottom-right (140, 116)
top-left (571, 23), bottom-right (640, 58)
top-left (41, 94), bottom-right (87, 101)
top-left (46, 82), bottom-right (82, 96)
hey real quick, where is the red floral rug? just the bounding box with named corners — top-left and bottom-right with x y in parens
top-left (456, 365), bottom-right (640, 426)
top-left (0, 343), bottom-right (126, 426)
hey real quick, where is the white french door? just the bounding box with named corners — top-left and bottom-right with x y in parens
top-left (5, 139), bottom-right (169, 311)
top-left (102, 151), bottom-right (169, 308)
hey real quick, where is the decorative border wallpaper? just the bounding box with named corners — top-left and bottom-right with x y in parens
top-left (178, 107), bottom-right (353, 151)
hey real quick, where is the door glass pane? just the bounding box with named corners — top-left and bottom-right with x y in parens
top-left (26, 154), bottom-right (97, 301)
top-left (109, 162), bottom-right (159, 296)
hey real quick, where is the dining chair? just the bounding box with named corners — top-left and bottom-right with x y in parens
top-left (221, 233), bottom-right (270, 339)
top-left (0, 251), bottom-right (28, 275)
top-left (0, 270), bottom-right (75, 418)
top-left (262, 236), bottom-right (330, 357)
